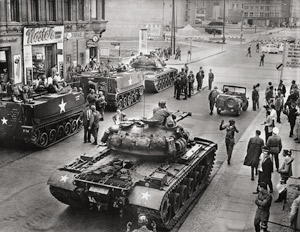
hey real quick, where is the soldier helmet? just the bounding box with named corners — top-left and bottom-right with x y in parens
top-left (137, 214), bottom-right (148, 226)
top-left (158, 100), bottom-right (166, 108)
top-left (229, 119), bottom-right (235, 125)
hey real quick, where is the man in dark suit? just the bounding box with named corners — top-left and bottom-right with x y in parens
top-left (196, 67), bottom-right (204, 91)
top-left (82, 105), bottom-right (92, 143)
top-left (253, 146), bottom-right (274, 194)
top-left (90, 104), bottom-right (101, 145)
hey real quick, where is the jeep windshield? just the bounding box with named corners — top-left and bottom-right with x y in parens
top-left (223, 85), bottom-right (246, 94)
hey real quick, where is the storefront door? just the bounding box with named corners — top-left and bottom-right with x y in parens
top-left (0, 48), bottom-right (11, 84)
top-left (45, 44), bottom-right (57, 77)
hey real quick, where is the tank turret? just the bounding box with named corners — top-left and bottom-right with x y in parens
top-left (130, 54), bottom-right (166, 69)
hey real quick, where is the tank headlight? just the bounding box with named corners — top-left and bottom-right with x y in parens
top-left (145, 182), bottom-right (150, 187)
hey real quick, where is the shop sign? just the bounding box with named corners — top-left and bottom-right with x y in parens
top-left (86, 39), bottom-right (97, 48)
top-left (64, 32), bottom-right (84, 40)
top-left (284, 40), bottom-right (300, 69)
top-left (0, 37), bottom-right (19, 44)
top-left (24, 26), bottom-right (64, 46)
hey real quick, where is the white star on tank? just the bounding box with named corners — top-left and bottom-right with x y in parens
top-left (58, 99), bottom-right (67, 113)
top-left (60, 175), bottom-right (69, 183)
top-left (141, 191), bottom-right (151, 201)
top-left (1, 117), bottom-right (8, 125)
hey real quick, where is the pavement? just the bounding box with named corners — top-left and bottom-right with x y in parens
top-left (178, 101), bottom-right (300, 232)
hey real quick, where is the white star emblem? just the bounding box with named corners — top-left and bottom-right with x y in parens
top-left (58, 99), bottom-right (67, 113)
top-left (1, 117), bottom-right (7, 125)
top-left (128, 77), bottom-right (132, 85)
top-left (60, 175), bottom-right (69, 183)
top-left (141, 192), bottom-right (151, 201)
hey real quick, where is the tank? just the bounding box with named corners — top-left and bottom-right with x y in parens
top-left (0, 91), bottom-right (85, 148)
top-left (78, 70), bottom-right (144, 110)
top-left (130, 54), bottom-right (178, 93)
top-left (47, 112), bottom-right (217, 230)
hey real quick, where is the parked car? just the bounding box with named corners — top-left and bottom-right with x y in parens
top-left (205, 21), bottom-right (223, 34)
top-left (216, 85), bottom-right (249, 116)
top-left (261, 44), bottom-right (279, 54)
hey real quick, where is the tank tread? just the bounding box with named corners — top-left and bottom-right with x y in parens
top-left (115, 85), bottom-right (144, 110)
top-left (137, 151), bottom-right (216, 230)
top-left (145, 70), bottom-right (177, 93)
top-left (49, 186), bottom-right (85, 208)
top-left (30, 112), bottom-right (83, 148)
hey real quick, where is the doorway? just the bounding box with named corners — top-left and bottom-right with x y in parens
top-left (45, 44), bottom-right (57, 77)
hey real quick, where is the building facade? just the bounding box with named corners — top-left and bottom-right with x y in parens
top-left (0, 0), bottom-right (107, 85)
top-left (290, 0), bottom-right (300, 26)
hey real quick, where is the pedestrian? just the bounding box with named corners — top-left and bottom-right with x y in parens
top-left (51, 64), bottom-right (58, 79)
top-left (175, 69), bottom-right (185, 100)
top-left (259, 53), bottom-right (265, 66)
top-left (262, 111), bottom-right (273, 144)
top-left (266, 127), bottom-right (282, 171)
top-left (196, 67), bottom-right (204, 91)
top-left (252, 85), bottom-right (259, 111)
top-left (181, 71), bottom-right (188, 100)
top-left (187, 71), bottom-right (195, 97)
top-left (175, 46), bottom-right (181, 61)
top-left (265, 86), bottom-right (274, 104)
top-left (278, 149), bottom-right (294, 184)
top-left (256, 43), bottom-right (260, 53)
top-left (112, 108), bottom-right (127, 125)
top-left (81, 105), bottom-right (92, 143)
top-left (90, 105), bottom-right (101, 145)
top-left (254, 182), bottom-right (272, 232)
top-left (96, 91), bottom-right (106, 121)
top-left (208, 86), bottom-right (219, 115)
top-left (219, 119), bottom-right (239, 164)
top-left (289, 185), bottom-right (300, 231)
top-left (243, 130), bottom-right (264, 181)
top-left (274, 93), bottom-right (284, 123)
top-left (184, 63), bottom-right (189, 74)
top-left (187, 49), bottom-right (191, 61)
top-left (253, 146), bottom-right (274, 194)
top-left (290, 80), bottom-right (298, 94)
top-left (208, 69), bottom-right (214, 90)
top-left (246, 45), bottom-right (252, 57)
top-left (288, 102), bottom-right (298, 137)
top-left (277, 80), bottom-right (286, 97)
top-left (173, 74), bottom-right (180, 99)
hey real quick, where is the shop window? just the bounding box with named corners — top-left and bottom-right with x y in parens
top-left (0, 49), bottom-right (10, 92)
top-left (48, 0), bottom-right (56, 21)
top-left (10, 0), bottom-right (20, 22)
top-left (64, 0), bottom-right (71, 21)
top-left (78, 0), bottom-right (85, 20)
top-left (90, 0), bottom-right (97, 20)
top-left (31, 0), bottom-right (39, 21)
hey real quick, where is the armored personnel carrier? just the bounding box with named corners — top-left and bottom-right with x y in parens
top-left (47, 112), bottom-right (217, 230)
top-left (130, 54), bottom-right (178, 93)
top-left (0, 91), bottom-right (85, 148)
top-left (79, 70), bottom-right (144, 110)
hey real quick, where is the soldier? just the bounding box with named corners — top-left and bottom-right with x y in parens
top-left (86, 89), bottom-right (97, 106)
top-left (90, 105), bottom-right (101, 145)
top-left (96, 91), bottom-right (106, 121)
top-left (266, 127), bottom-right (282, 171)
top-left (175, 69), bottom-right (185, 100)
top-left (81, 105), bottom-right (92, 143)
top-left (289, 186), bottom-right (300, 230)
top-left (181, 70), bottom-right (188, 100)
top-left (208, 86), bottom-right (219, 115)
top-left (220, 119), bottom-right (239, 164)
top-left (126, 214), bottom-right (156, 232)
top-left (187, 71), bottom-right (195, 97)
top-left (152, 100), bottom-right (175, 127)
top-left (112, 108), bottom-right (127, 125)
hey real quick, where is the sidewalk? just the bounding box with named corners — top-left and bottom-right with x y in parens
top-left (179, 106), bottom-right (300, 232)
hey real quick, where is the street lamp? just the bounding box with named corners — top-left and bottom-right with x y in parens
top-left (222, 0), bottom-right (225, 44)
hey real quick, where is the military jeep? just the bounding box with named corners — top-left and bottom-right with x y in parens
top-left (216, 85), bottom-right (249, 116)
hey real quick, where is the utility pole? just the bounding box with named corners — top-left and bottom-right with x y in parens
top-left (171, 0), bottom-right (176, 55)
top-left (222, 0), bottom-right (226, 44)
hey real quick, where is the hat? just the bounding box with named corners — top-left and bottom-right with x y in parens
top-left (214, 86), bottom-right (218, 89)
top-left (272, 127), bottom-right (279, 135)
top-left (262, 146), bottom-right (269, 152)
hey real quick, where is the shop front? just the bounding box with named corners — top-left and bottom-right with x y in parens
top-left (23, 26), bottom-right (64, 84)
top-left (0, 35), bottom-right (22, 89)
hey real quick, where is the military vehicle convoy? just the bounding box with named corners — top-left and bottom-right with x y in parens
top-left (78, 70), bottom-right (144, 110)
top-left (130, 54), bottom-right (178, 93)
top-left (0, 91), bottom-right (85, 148)
top-left (48, 112), bottom-right (217, 230)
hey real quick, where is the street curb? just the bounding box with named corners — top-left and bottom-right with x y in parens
top-left (166, 50), bottom-right (226, 66)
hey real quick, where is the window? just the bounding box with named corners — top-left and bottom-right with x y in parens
top-left (275, 12), bottom-right (279, 17)
top-left (255, 6), bottom-right (259, 10)
top-left (260, 6), bottom-right (264, 10)
top-left (244, 12), bottom-right (248, 17)
top-left (266, 0), bottom-right (270, 3)
top-left (255, 12), bottom-right (259, 17)
top-left (265, 6), bottom-right (269, 11)
top-left (78, 0), bottom-right (84, 20)
top-left (91, 0), bottom-right (97, 20)
top-left (249, 12), bottom-right (253, 17)
top-left (256, 0), bottom-right (259, 3)
top-left (265, 12), bottom-right (269, 17)
top-left (64, 0), bottom-right (71, 21)
top-left (31, 0), bottom-right (39, 21)
top-left (232, 4), bottom-right (234, 9)
top-left (244, 6), bottom-right (249, 9)
top-left (260, 12), bottom-right (264, 17)
top-left (10, 0), bottom-right (20, 22)
top-left (250, 6), bottom-right (254, 10)
top-left (270, 12), bottom-right (274, 17)
top-left (48, 0), bottom-right (56, 21)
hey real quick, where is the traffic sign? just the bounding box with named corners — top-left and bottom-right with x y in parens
top-left (276, 62), bottom-right (283, 71)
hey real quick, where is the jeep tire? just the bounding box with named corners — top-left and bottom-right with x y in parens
top-left (225, 97), bottom-right (236, 109)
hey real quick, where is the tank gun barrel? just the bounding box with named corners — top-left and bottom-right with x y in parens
top-left (175, 112), bottom-right (192, 123)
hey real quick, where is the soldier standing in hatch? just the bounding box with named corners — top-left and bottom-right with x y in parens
top-left (220, 119), bottom-right (239, 164)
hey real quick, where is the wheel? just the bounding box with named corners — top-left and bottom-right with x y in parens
top-left (122, 96), bottom-right (128, 109)
top-left (191, 171), bottom-right (200, 190)
top-left (71, 120), bottom-right (78, 132)
top-left (176, 185), bottom-right (188, 206)
top-left (242, 101), bottom-right (249, 111)
top-left (225, 97), bottom-right (236, 109)
top-left (39, 132), bottom-right (48, 147)
top-left (170, 193), bottom-right (180, 215)
top-left (217, 109), bottom-right (221, 115)
top-left (160, 198), bottom-right (172, 225)
top-left (117, 98), bottom-right (123, 110)
top-left (64, 122), bottom-right (72, 135)
top-left (32, 129), bottom-right (41, 143)
top-left (183, 178), bottom-right (195, 197)
top-left (48, 129), bottom-right (57, 144)
top-left (127, 94), bottom-right (133, 106)
top-left (57, 125), bottom-right (64, 140)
